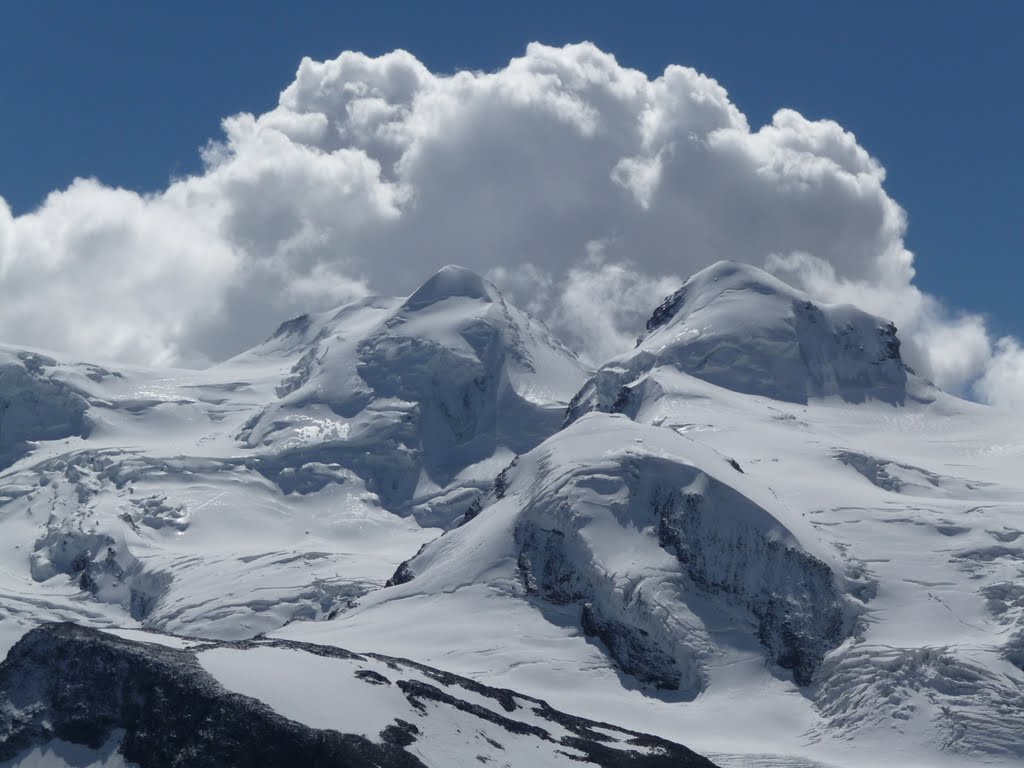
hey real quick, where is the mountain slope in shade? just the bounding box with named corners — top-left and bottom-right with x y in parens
top-left (0, 623), bottom-right (718, 768)
top-left (240, 265), bottom-right (589, 525)
top-left (378, 412), bottom-right (857, 693)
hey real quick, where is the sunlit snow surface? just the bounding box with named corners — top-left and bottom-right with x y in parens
top-left (276, 382), bottom-right (1024, 766)
top-left (199, 643), bottom-right (684, 767)
top-left (2, 263), bottom-right (1024, 767)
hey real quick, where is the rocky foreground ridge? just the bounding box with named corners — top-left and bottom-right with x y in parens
top-left (0, 623), bottom-right (718, 767)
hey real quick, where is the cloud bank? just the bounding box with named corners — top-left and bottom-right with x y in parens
top-left (0, 43), bottom-right (1017, 404)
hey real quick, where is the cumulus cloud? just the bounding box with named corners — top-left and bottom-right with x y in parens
top-left (975, 338), bottom-right (1024, 408)
top-left (554, 247), bottom-right (680, 364)
top-left (0, 180), bottom-right (238, 366)
top-left (0, 42), bottom-right (1017, 404)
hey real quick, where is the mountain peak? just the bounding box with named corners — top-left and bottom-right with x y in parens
top-left (404, 265), bottom-right (495, 310)
top-left (643, 260), bottom-right (802, 340)
top-left (571, 260), bottom-right (914, 409)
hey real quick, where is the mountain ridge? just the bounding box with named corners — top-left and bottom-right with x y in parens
top-left (0, 261), bottom-right (1021, 767)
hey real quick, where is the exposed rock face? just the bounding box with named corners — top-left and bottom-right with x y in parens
top-left (0, 623), bottom-right (720, 768)
top-left (515, 518), bottom-right (689, 691)
top-left (0, 624), bottom-right (425, 768)
top-left (513, 450), bottom-right (846, 688)
top-left (383, 414), bottom-right (853, 693)
top-left (654, 481), bottom-right (844, 686)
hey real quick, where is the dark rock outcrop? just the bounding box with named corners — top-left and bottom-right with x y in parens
top-left (0, 624), bottom-right (424, 768)
top-left (655, 488), bottom-right (845, 686)
top-left (0, 623), bottom-right (720, 768)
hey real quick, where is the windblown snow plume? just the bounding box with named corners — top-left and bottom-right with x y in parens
top-left (0, 43), bottom-right (1017, 403)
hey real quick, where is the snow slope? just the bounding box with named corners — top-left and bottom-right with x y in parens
top-left (2, 261), bottom-right (1024, 767)
top-left (0, 623), bottom-right (715, 768)
top-left (0, 266), bottom-right (587, 645)
top-left (276, 264), bottom-right (1024, 767)
top-left (567, 261), bottom-right (921, 415)
top-left (379, 412), bottom-right (856, 693)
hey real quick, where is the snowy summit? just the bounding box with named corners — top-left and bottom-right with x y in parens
top-left (1, 262), bottom-right (1023, 768)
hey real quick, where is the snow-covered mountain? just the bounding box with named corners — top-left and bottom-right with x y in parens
top-left (567, 261), bottom-right (925, 419)
top-left (238, 264), bottom-right (587, 526)
top-left (2, 262), bottom-right (1024, 767)
top-left (382, 412), bottom-right (855, 693)
top-left (0, 266), bottom-right (586, 643)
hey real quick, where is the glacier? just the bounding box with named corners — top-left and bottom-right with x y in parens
top-left (1, 262), bottom-right (1023, 767)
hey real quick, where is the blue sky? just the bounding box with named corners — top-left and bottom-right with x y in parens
top-left (0, 1), bottom-right (1021, 352)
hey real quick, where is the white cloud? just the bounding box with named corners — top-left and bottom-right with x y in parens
top-left (975, 338), bottom-right (1024, 409)
top-left (1, 179), bottom-right (238, 366)
top-left (555, 246), bottom-right (680, 365)
top-left (0, 42), bottom-right (1017, 405)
